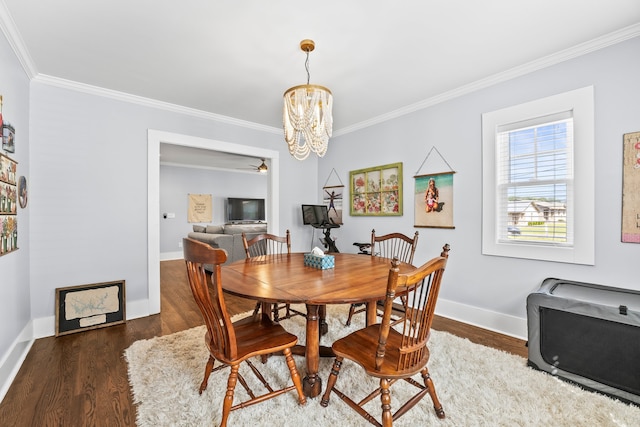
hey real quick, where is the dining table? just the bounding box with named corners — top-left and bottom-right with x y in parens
top-left (222, 252), bottom-right (414, 398)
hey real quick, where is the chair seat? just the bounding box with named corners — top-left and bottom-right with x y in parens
top-left (332, 324), bottom-right (430, 379)
top-left (206, 315), bottom-right (298, 363)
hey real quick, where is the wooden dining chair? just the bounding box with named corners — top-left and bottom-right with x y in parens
top-left (242, 230), bottom-right (303, 321)
top-left (345, 229), bottom-right (419, 326)
top-left (321, 244), bottom-right (450, 427)
top-left (242, 230), bottom-right (291, 259)
top-left (182, 238), bottom-right (306, 427)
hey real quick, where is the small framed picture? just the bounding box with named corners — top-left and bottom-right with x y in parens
top-left (2, 123), bottom-right (15, 153)
top-left (18, 176), bottom-right (27, 208)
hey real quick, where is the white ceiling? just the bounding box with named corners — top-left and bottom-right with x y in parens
top-left (2, 1), bottom-right (639, 169)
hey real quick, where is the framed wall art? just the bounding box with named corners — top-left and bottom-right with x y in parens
top-left (622, 131), bottom-right (640, 243)
top-left (187, 193), bottom-right (212, 223)
top-left (18, 175), bottom-right (27, 208)
top-left (323, 185), bottom-right (344, 224)
top-left (0, 153), bottom-right (17, 255)
top-left (323, 167), bottom-right (345, 224)
top-left (2, 123), bottom-right (15, 153)
top-left (350, 162), bottom-right (402, 216)
top-left (55, 280), bottom-right (126, 336)
top-left (414, 171), bottom-right (455, 229)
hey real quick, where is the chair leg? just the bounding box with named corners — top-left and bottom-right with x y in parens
top-left (320, 357), bottom-right (343, 407)
top-left (199, 355), bottom-right (215, 394)
top-left (380, 378), bottom-right (392, 427)
top-left (252, 301), bottom-right (261, 319)
top-left (220, 364), bottom-right (239, 427)
top-left (421, 367), bottom-right (445, 419)
top-left (345, 304), bottom-right (356, 326)
top-left (285, 303), bottom-right (292, 319)
top-left (283, 347), bottom-right (307, 405)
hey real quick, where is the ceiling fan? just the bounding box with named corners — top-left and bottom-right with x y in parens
top-left (238, 158), bottom-right (268, 173)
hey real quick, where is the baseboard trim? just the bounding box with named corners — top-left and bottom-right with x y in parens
top-left (32, 298), bottom-right (154, 340)
top-left (0, 322), bottom-right (35, 403)
top-left (435, 297), bottom-right (527, 340)
top-left (160, 251), bottom-right (183, 261)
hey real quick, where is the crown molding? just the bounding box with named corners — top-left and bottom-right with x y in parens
top-left (32, 74), bottom-right (282, 135)
top-left (334, 23), bottom-right (640, 137)
top-left (0, 1), bottom-right (37, 78)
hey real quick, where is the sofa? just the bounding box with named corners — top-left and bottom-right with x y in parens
top-left (187, 223), bottom-right (268, 266)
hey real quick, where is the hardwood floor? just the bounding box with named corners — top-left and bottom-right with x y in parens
top-left (0, 259), bottom-right (527, 426)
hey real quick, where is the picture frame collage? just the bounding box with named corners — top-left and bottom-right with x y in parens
top-left (0, 94), bottom-right (24, 256)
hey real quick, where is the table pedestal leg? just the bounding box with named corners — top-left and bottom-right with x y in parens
top-left (366, 301), bottom-right (377, 326)
top-left (303, 304), bottom-right (322, 397)
top-left (319, 304), bottom-right (328, 336)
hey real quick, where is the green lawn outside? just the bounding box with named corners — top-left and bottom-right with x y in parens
top-left (509, 222), bottom-right (567, 242)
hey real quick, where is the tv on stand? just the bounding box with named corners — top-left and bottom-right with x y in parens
top-left (226, 197), bottom-right (266, 224)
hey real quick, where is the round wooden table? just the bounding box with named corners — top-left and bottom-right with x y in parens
top-left (222, 252), bottom-right (414, 398)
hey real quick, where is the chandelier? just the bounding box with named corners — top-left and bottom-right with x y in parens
top-left (283, 39), bottom-right (333, 161)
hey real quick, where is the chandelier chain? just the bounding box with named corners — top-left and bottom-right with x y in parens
top-left (305, 49), bottom-right (311, 85)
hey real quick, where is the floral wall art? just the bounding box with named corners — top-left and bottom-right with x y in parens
top-left (350, 162), bottom-right (402, 216)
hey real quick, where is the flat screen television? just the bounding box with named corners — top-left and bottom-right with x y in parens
top-left (226, 197), bottom-right (266, 223)
top-left (301, 204), bottom-right (330, 226)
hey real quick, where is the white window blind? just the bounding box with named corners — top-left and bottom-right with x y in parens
top-left (496, 111), bottom-right (574, 246)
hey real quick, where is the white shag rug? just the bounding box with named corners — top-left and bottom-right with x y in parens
top-left (125, 305), bottom-right (640, 426)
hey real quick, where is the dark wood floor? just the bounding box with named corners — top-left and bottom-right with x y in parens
top-left (0, 259), bottom-right (527, 426)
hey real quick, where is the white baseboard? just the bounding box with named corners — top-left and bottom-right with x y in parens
top-left (0, 322), bottom-right (35, 403)
top-left (435, 297), bottom-right (527, 340)
top-left (160, 251), bottom-right (183, 261)
top-left (32, 315), bottom-right (55, 339)
top-left (126, 298), bottom-right (152, 320)
top-left (32, 298), bottom-right (153, 340)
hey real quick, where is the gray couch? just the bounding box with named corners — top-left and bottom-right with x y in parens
top-left (187, 223), bottom-right (268, 265)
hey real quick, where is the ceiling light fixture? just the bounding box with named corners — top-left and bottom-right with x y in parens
top-left (283, 39), bottom-right (333, 161)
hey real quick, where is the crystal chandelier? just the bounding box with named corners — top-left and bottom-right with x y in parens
top-left (283, 39), bottom-right (333, 161)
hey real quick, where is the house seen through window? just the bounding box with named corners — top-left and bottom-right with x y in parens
top-left (497, 112), bottom-right (573, 245)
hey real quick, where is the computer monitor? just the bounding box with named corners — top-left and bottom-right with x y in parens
top-left (301, 204), bottom-right (330, 226)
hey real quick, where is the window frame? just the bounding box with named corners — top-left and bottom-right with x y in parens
top-left (481, 86), bottom-right (594, 265)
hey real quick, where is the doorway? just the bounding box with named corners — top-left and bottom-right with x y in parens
top-left (147, 130), bottom-right (280, 314)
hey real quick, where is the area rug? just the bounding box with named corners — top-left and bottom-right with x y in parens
top-left (125, 305), bottom-right (640, 426)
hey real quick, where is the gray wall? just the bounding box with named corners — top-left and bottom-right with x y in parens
top-left (320, 36), bottom-right (640, 336)
top-left (27, 82), bottom-right (317, 329)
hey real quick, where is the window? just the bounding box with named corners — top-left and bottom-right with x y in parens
top-left (482, 87), bottom-right (594, 264)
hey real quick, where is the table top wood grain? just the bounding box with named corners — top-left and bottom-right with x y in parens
top-left (222, 252), bottom-right (414, 305)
